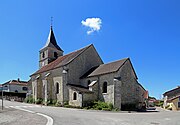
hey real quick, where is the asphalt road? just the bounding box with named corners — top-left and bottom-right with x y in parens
top-left (0, 100), bottom-right (180, 125)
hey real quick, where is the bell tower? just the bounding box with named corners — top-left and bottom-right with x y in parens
top-left (39, 26), bottom-right (63, 68)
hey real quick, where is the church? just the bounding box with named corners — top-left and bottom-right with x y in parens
top-left (30, 26), bottom-right (146, 110)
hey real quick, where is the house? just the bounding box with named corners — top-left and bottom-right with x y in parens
top-left (1, 78), bottom-right (28, 101)
top-left (30, 26), bottom-right (146, 110)
top-left (163, 86), bottom-right (180, 111)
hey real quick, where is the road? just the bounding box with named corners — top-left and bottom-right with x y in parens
top-left (0, 100), bottom-right (180, 125)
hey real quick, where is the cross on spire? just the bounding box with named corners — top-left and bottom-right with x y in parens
top-left (51, 16), bottom-right (53, 28)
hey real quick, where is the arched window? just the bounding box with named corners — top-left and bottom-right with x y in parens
top-left (103, 82), bottom-right (107, 93)
top-left (56, 82), bottom-right (59, 94)
top-left (87, 80), bottom-right (91, 86)
top-left (73, 92), bottom-right (77, 100)
top-left (54, 52), bottom-right (58, 58)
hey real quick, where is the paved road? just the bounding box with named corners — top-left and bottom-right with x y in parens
top-left (0, 101), bottom-right (47, 125)
top-left (0, 100), bottom-right (180, 125)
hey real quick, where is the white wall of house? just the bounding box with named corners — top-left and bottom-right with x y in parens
top-left (3, 84), bottom-right (28, 93)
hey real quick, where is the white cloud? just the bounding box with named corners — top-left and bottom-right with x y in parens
top-left (81, 18), bottom-right (102, 35)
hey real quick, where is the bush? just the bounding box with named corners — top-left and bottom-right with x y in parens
top-left (24, 95), bottom-right (35, 103)
top-left (55, 101), bottom-right (62, 107)
top-left (35, 98), bottom-right (43, 104)
top-left (83, 101), bottom-right (114, 111)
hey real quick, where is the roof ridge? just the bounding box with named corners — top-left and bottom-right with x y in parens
top-left (64, 44), bottom-right (93, 65)
top-left (99, 57), bottom-right (129, 66)
top-left (31, 44), bottom-right (93, 76)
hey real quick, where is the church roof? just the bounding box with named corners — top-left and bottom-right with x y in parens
top-left (87, 58), bottom-right (137, 79)
top-left (67, 84), bottom-right (93, 93)
top-left (31, 44), bottom-right (92, 76)
top-left (41, 27), bottom-right (63, 51)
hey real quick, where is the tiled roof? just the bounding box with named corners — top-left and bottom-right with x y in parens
top-left (163, 86), bottom-right (180, 98)
top-left (31, 44), bottom-right (92, 76)
top-left (88, 58), bottom-right (129, 77)
top-left (167, 95), bottom-right (180, 102)
top-left (2, 80), bottom-right (28, 86)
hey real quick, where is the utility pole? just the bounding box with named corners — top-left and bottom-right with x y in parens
top-left (1, 87), bottom-right (3, 110)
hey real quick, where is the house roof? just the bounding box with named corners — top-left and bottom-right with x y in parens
top-left (87, 58), bottom-right (138, 79)
top-left (144, 90), bottom-right (149, 99)
top-left (167, 95), bottom-right (180, 102)
top-left (163, 86), bottom-right (180, 96)
top-left (31, 44), bottom-right (92, 76)
top-left (67, 84), bottom-right (93, 93)
top-left (41, 26), bottom-right (63, 51)
top-left (2, 79), bottom-right (28, 86)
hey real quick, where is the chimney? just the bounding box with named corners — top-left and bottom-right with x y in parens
top-left (17, 78), bottom-right (20, 82)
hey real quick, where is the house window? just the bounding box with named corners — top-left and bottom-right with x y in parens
top-left (56, 82), bottom-right (59, 94)
top-left (22, 87), bottom-right (28, 91)
top-left (88, 80), bottom-right (91, 86)
top-left (178, 102), bottom-right (180, 108)
top-left (42, 52), bottom-right (45, 58)
top-left (15, 90), bottom-right (18, 93)
top-left (103, 82), bottom-right (107, 93)
top-left (54, 52), bottom-right (58, 58)
top-left (73, 92), bottom-right (77, 100)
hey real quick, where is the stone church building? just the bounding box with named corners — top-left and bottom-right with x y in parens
top-left (30, 26), bottom-right (146, 110)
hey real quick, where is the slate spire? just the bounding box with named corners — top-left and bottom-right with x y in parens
top-left (43, 26), bottom-right (63, 51)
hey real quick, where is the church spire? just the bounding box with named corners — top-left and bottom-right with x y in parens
top-left (43, 27), bottom-right (63, 51)
top-left (39, 23), bottom-right (64, 68)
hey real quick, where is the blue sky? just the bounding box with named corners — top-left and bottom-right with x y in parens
top-left (0, 0), bottom-right (180, 99)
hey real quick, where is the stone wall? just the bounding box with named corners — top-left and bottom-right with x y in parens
top-left (118, 59), bottom-right (138, 105)
top-left (69, 88), bottom-right (82, 107)
top-left (67, 45), bottom-right (103, 86)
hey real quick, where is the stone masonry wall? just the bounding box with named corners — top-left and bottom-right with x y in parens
top-left (118, 59), bottom-right (139, 105)
top-left (67, 45), bottom-right (103, 86)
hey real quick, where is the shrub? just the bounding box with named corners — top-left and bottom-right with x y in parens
top-left (52, 100), bottom-right (57, 105)
top-left (35, 98), bottom-right (43, 104)
top-left (64, 101), bottom-right (69, 106)
top-left (24, 95), bottom-right (35, 103)
top-left (55, 101), bottom-right (62, 107)
top-left (83, 101), bottom-right (114, 111)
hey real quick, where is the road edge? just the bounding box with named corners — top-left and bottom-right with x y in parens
top-left (11, 106), bottom-right (53, 125)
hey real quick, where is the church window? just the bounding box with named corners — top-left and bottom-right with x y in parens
top-left (54, 52), bottom-right (58, 58)
top-left (103, 82), bottom-right (107, 93)
top-left (56, 82), bottom-right (59, 94)
top-left (73, 92), bottom-right (77, 100)
top-left (42, 52), bottom-right (45, 58)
